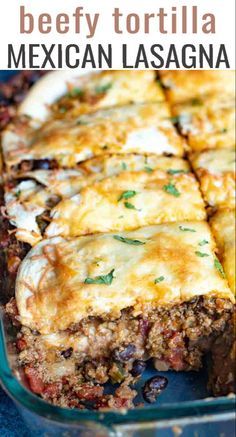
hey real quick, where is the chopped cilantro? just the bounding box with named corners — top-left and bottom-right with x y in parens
top-left (221, 128), bottom-right (228, 133)
top-left (163, 183), bottom-right (180, 197)
top-left (68, 87), bottom-right (83, 98)
top-left (118, 190), bottom-right (137, 201)
top-left (179, 226), bottom-right (196, 233)
top-left (84, 269), bottom-right (115, 285)
top-left (167, 169), bottom-right (187, 175)
top-left (121, 162), bottom-right (127, 170)
top-left (95, 83), bottom-right (112, 94)
top-left (144, 166), bottom-right (153, 173)
top-left (214, 258), bottom-right (226, 278)
top-left (124, 201), bottom-right (139, 210)
top-left (154, 276), bottom-right (165, 284)
top-left (191, 98), bottom-right (203, 106)
top-left (198, 239), bottom-right (209, 246)
top-left (102, 145), bottom-right (108, 150)
top-left (113, 235), bottom-right (145, 245)
top-left (195, 251), bottom-right (209, 258)
top-left (15, 190), bottom-right (21, 199)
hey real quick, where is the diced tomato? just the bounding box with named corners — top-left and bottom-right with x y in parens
top-left (75, 384), bottom-right (104, 401)
top-left (109, 397), bottom-right (131, 409)
top-left (43, 382), bottom-right (61, 398)
top-left (24, 366), bottom-right (45, 394)
top-left (16, 338), bottom-right (27, 351)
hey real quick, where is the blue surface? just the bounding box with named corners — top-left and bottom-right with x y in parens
top-left (0, 387), bottom-right (29, 436)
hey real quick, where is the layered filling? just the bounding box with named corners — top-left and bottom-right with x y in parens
top-left (7, 296), bottom-right (234, 409)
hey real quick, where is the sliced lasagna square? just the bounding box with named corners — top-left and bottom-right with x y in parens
top-left (190, 148), bottom-right (235, 209)
top-left (159, 71), bottom-right (235, 104)
top-left (172, 96), bottom-right (235, 151)
top-left (2, 103), bottom-right (185, 174)
top-left (45, 167), bottom-right (206, 239)
top-left (210, 209), bottom-right (235, 294)
top-left (4, 155), bottom-right (191, 245)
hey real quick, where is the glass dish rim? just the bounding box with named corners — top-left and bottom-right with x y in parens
top-left (0, 315), bottom-right (235, 428)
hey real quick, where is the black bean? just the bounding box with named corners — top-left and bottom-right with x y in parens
top-left (131, 360), bottom-right (146, 377)
top-left (33, 159), bottom-right (52, 170)
top-left (142, 375), bottom-right (168, 403)
top-left (61, 347), bottom-right (73, 359)
top-left (113, 344), bottom-right (136, 363)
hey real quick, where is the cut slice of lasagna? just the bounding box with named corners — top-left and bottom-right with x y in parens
top-left (159, 71), bottom-right (235, 104)
top-left (45, 169), bottom-right (206, 239)
top-left (190, 148), bottom-right (235, 209)
top-left (18, 70), bottom-right (165, 122)
top-left (171, 96), bottom-right (235, 152)
top-left (2, 103), bottom-right (185, 175)
top-left (10, 221), bottom-right (234, 407)
top-left (15, 221), bottom-right (234, 332)
top-left (210, 209), bottom-right (235, 294)
top-left (52, 70), bottom-right (166, 118)
top-left (4, 155), bottom-right (190, 245)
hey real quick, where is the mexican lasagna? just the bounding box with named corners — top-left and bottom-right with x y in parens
top-left (1, 70), bottom-right (235, 410)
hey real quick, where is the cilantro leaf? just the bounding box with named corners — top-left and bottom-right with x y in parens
top-left (198, 240), bottom-right (209, 246)
top-left (195, 251), bottom-right (209, 258)
top-left (95, 83), bottom-right (112, 94)
top-left (68, 87), bottom-right (83, 98)
top-left (144, 166), bottom-right (153, 173)
top-left (113, 235), bottom-right (145, 245)
top-left (121, 162), bottom-right (127, 170)
top-left (214, 259), bottom-right (226, 278)
top-left (179, 226), bottom-right (196, 233)
top-left (154, 276), bottom-right (165, 284)
top-left (84, 269), bottom-right (115, 285)
top-left (191, 98), bottom-right (203, 106)
top-left (167, 169), bottom-right (187, 175)
top-left (124, 202), bottom-right (139, 210)
top-left (163, 183), bottom-right (181, 197)
top-left (118, 190), bottom-right (137, 201)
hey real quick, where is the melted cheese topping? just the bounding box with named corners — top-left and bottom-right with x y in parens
top-left (3, 103), bottom-right (185, 170)
top-left (46, 171), bottom-right (206, 238)
top-left (16, 222), bottom-right (234, 334)
top-left (18, 71), bottom-right (165, 122)
top-left (4, 181), bottom-right (44, 246)
top-left (5, 156), bottom-right (190, 245)
top-left (159, 71), bottom-right (235, 104)
top-left (210, 210), bottom-right (235, 294)
top-left (172, 96), bottom-right (235, 151)
top-left (53, 70), bottom-right (165, 118)
top-left (191, 148), bottom-right (236, 209)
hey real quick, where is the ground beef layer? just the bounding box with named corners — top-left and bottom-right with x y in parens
top-left (6, 296), bottom-right (234, 409)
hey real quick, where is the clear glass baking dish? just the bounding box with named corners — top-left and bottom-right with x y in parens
top-left (0, 70), bottom-right (235, 435)
top-left (0, 309), bottom-right (235, 437)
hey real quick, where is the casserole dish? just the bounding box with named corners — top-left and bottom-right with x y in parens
top-left (0, 70), bottom-right (235, 436)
